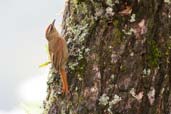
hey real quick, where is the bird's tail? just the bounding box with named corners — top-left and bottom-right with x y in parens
top-left (59, 68), bottom-right (69, 94)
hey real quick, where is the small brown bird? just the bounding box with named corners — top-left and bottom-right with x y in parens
top-left (45, 19), bottom-right (69, 94)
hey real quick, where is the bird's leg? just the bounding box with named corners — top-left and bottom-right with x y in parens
top-left (60, 68), bottom-right (69, 94)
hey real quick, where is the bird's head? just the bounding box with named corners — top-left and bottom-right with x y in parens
top-left (45, 19), bottom-right (59, 41)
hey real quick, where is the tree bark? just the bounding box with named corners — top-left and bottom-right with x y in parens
top-left (43, 0), bottom-right (171, 114)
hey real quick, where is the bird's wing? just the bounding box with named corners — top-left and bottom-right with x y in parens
top-left (52, 38), bottom-right (63, 71)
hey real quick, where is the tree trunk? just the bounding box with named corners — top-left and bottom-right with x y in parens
top-left (43, 0), bottom-right (171, 114)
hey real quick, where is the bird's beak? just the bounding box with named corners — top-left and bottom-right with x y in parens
top-left (51, 19), bottom-right (56, 27)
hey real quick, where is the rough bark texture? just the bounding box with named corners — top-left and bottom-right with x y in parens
top-left (43, 0), bottom-right (171, 114)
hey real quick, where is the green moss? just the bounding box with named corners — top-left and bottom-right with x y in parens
top-left (167, 42), bottom-right (171, 49)
top-left (120, 64), bottom-right (127, 72)
top-left (146, 16), bottom-right (161, 68)
top-left (165, 44), bottom-right (171, 56)
top-left (106, 0), bottom-right (113, 6)
top-left (73, 0), bottom-right (78, 5)
top-left (66, 0), bottom-right (97, 89)
top-left (111, 19), bottom-right (124, 46)
top-left (147, 39), bottom-right (161, 68)
top-left (112, 28), bottom-right (122, 45)
top-left (147, 18), bottom-right (154, 31)
top-left (113, 28), bottom-right (122, 39)
top-left (76, 2), bottom-right (88, 14)
top-left (73, 0), bottom-right (85, 5)
top-left (76, 58), bottom-right (87, 77)
top-left (136, 1), bottom-right (154, 20)
top-left (113, 20), bottom-right (119, 27)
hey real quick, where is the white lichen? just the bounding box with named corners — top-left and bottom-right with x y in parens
top-left (69, 23), bottom-right (89, 43)
top-left (147, 69), bottom-right (151, 75)
top-left (99, 94), bottom-right (109, 106)
top-left (78, 74), bottom-right (83, 81)
top-left (106, 0), bottom-right (114, 6)
top-left (108, 100), bottom-right (114, 114)
top-left (169, 14), bottom-right (171, 18)
top-left (68, 62), bottom-right (78, 70)
top-left (143, 68), bottom-right (151, 76)
top-left (130, 14), bottom-right (136, 22)
top-left (111, 53), bottom-right (119, 63)
top-left (130, 52), bottom-right (134, 56)
top-left (161, 87), bottom-right (165, 95)
top-left (122, 28), bottom-right (134, 35)
top-left (112, 94), bottom-right (122, 104)
top-left (111, 74), bottom-right (115, 79)
top-left (164, 0), bottom-right (171, 4)
top-left (169, 36), bottom-right (171, 39)
top-left (147, 87), bottom-right (155, 105)
top-left (85, 48), bottom-right (90, 53)
top-left (91, 86), bottom-right (97, 92)
top-left (95, 8), bottom-right (104, 17)
top-left (106, 7), bottom-right (115, 16)
top-left (115, 0), bottom-right (119, 4)
top-left (75, 87), bottom-right (78, 91)
top-left (67, 38), bottom-right (72, 44)
top-left (130, 88), bottom-right (144, 101)
top-left (130, 88), bottom-right (136, 96)
top-left (108, 45), bottom-right (113, 49)
top-left (107, 94), bottom-right (122, 113)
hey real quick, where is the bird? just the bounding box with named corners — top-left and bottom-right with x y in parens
top-left (45, 19), bottom-right (69, 94)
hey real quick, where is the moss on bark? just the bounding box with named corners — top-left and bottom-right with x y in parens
top-left (43, 0), bottom-right (171, 114)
